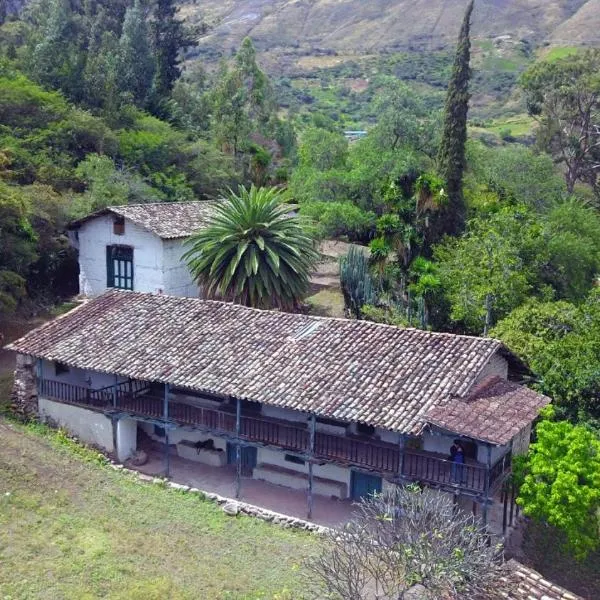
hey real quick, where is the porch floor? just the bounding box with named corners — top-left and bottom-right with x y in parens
top-left (134, 448), bottom-right (358, 529)
top-left (128, 447), bottom-right (511, 535)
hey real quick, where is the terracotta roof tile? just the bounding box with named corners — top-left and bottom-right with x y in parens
top-left (503, 561), bottom-right (582, 600)
top-left (7, 290), bottom-right (513, 434)
top-left (69, 201), bottom-right (217, 239)
top-left (426, 376), bottom-right (550, 445)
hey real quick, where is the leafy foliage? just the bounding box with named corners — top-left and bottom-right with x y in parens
top-left (521, 49), bottom-right (600, 196)
top-left (184, 186), bottom-right (318, 310)
top-left (492, 290), bottom-right (600, 423)
top-left (516, 408), bottom-right (600, 558)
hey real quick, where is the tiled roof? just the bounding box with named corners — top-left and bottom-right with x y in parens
top-left (426, 376), bottom-right (549, 445)
top-left (8, 290), bottom-right (518, 435)
top-left (69, 201), bottom-right (217, 239)
top-left (503, 560), bottom-right (581, 600)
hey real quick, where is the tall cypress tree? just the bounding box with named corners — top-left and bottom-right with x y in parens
top-left (437, 0), bottom-right (474, 237)
top-left (118, 0), bottom-right (154, 107)
top-left (151, 0), bottom-right (186, 101)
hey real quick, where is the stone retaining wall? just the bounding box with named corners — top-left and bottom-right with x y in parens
top-left (108, 461), bottom-right (331, 535)
top-left (10, 354), bottom-right (37, 419)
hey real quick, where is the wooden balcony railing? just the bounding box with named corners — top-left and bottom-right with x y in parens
top-left (39, 378), bottom-right (508, 494)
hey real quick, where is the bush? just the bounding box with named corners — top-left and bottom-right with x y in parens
top-left (299, 201), bottom-right (376, 241)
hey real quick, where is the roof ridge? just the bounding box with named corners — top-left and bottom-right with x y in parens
top-left (110, 200), bottom-right (218, 209)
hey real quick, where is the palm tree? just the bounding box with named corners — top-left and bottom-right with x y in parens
top-left (183, 185), bottom-right (319, 310)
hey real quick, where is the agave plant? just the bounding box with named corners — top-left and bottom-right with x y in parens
top-left (183, 185), bottom-right (319, 310)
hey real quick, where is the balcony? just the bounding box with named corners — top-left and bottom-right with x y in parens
top-left (38, 379), bottom-right (509, 495)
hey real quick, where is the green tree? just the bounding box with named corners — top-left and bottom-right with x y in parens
top-left (83, 24), bottom-right (120, 113)
top-left (211, 61), bottom-right (251, 156)
top-left (118, 0), bottom-right (154, 107)
top-left (521, 49), bottom-right (600, 195)
top-left (29, 0), bottom-right (81, 97)
top-left (150, 0), bottom-right (192, 113)
top-left (492, 291), bottom-right (600, 423)
top-left (0, 182), bottom-right (37, 317)
top-left (183, 186), bottom-right (318, 310)
top-left (372, 79), bottom-right (440, 158)
top-left (516, 408), bottom-right (600, 558)
top-left (543, 199), bottom-right (600, 301)
top-left (435, 206), bottom-right (536, 333)
top-left (436, 0), bottom-right (474, 236)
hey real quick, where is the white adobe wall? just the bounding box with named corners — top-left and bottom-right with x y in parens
top-left (162, 238), bottom-right (201, 298)
top-left (77, 215), bottom-right (165, 297)
top-left (138, 422), bottom-right (227, 451)
top-left (116, 418), bottom-right (137, 462)
top-left (255, 447), bottom-right (351, 498)
top-left (39, 398), bottom-right (114, 452)
top-left (475, 352), bottom-right (509, 383)
top-left (40, 360), bottom-right (126, 390)
top-left (261, 405), bottom-right (309, 423)
top-left (511, 423), bottom-right (532, 456)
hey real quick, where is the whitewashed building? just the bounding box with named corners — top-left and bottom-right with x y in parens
top-left (7, 290), bottom-right (550, 526)
top-left (68, 202), bottom-right (215, 298)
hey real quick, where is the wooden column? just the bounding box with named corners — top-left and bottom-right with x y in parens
top-left (163, 383), bottom-right (170, 477)
top-left (482, 444), bottom-right (492, 526)
top-left (398, 434), bottom-right (406, 480)
top-left (236, 398), bottom-right (242, 499)
top-left (36, 358), bottom-right (43, 396)
top-left (112, 374), bottom-right (118, 408)
top-left (307, 414), bottom-right (316, 519)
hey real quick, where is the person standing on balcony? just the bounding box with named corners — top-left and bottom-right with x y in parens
top-left (450, 439), bottom-right (465, 483)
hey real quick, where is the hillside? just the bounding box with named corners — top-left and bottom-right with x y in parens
top-left (182, 0), bottom-right (598, 70)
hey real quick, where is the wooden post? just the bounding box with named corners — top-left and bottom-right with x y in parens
top-left (163, 383), bottom-right (170, 477)
top-left (307, 413), bottom-right (316, 519)
top-left (482, 444), bottom-right (492, 525)
top-left (36, 358), bottom-right (43, 396)
top-left (236, 398), bottom-right (242, 499)
top-left (112, 374), bottom-right (118, 408)
top-left (398, 434), bottom-right (406, 480)
top-left (502, 482), bottom-right (509, 534)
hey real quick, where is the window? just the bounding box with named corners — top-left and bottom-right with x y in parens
top-left (284, 454), bottom-right (305, 466)
top-left (154, 425), bottom-right (165, 438)
top-left (113, 216), bottom-right (125, 235)
top-left (55, 362), bottom-right (69, 376)
top-left (106, 245), bottom-right (133, 290)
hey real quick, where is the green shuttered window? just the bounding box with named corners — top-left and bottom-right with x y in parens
top-left (106, 245), bottom-right (134, 290)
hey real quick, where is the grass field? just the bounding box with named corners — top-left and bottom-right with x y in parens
top-left (0, 419), bottom-right (317, 600)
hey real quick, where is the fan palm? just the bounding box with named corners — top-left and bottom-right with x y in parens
top-left (183, 185), bottom-right (319, 310)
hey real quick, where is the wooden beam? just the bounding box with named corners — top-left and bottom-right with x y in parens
top-left (36, 358), bottom-right (43, 396)
top-left (164, 383), bottom-right (170, 477)
top-left (307, 413), bottom-right (316, 519)
top-left (236, 397), bottom-right (242, 499)
top-left (112, 374), bottom-right (118, 408)
top-left (398, 433), bottom-right (406, 480)
top-left (482, 443), bottom-right (492, 525)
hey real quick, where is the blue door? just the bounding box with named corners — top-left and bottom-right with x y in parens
top-left (351, 471), bottom-right (382, 501)
top-left (227, 443), bottom-right (257, 475)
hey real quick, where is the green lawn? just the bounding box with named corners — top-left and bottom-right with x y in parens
top-left (0, 419), bottom-right (318, 599)
top-left (539, 46), bottom-right (580, 62)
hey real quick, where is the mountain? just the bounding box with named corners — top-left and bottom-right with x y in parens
top-left (182, 0), bottom-right (599, 71)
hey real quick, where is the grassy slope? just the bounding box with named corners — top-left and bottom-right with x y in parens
top-left (0, 420), bottom-right (317, 599)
